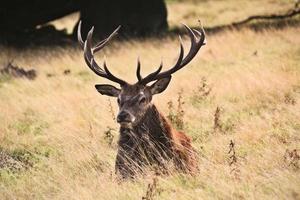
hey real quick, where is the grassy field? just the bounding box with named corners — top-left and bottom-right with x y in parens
top-left (1, 0), bottom-right (300, 199)
top-left (167, 0), bottom-right (293, 28)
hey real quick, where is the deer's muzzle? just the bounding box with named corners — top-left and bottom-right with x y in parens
top-left (117, 111), bottom-right (135, 124)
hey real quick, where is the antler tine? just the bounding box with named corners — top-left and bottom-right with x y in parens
top-left (138, 36), bottom-right (184, 84)
top-left (83, 27), bottom-right (106, 76)
top-left (103, 61), bottom-right (127, 85)
top-left (138, 61), bottom-right (164, 84)
top-left (136, 57), bottom-right (142, 82)
top-left (180, 24), bottom-right (205, 66)
top-left (78, 20), bottom-right (121, 53)
top-left (93, 25), bottom-right (121, 53)
top-left (138, 24), bottom-right (205, 85)
top-left (77, 20), bottom-right (85, 49)
top-left (81, 23), bottom-right (127, 86)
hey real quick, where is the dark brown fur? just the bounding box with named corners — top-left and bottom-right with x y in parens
top-left (115, 104), bottom-right (197, 178)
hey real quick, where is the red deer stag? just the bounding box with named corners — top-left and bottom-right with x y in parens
top-left (78, 21), bottom-right (206, 178)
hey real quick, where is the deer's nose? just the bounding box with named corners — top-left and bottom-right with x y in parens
top-left (117, 111), bottom-right (131, 123)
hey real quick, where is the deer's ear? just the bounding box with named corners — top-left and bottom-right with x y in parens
top-left (95, 84), bottom-right (120, 97)
top-left (149, 76), bottom-right (172, 95)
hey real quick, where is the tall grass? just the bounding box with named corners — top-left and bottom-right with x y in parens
top-left (1, 0), bottom-right (300, 199)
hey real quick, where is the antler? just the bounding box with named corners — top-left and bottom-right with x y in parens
top-left (136, 24), bottom-right (206, 85)
top-left (78, 21), bottom-right (127, 86)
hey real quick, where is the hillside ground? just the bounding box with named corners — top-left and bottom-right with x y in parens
top-left (0, 0), bottom-right (299, 199)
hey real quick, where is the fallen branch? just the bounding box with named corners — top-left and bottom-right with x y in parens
top-left (230, 6), bottom-right (300, 27)
top-left (209, 3), bottom-right (300, 32)
top-left (171, 2), bottom-right (300, 34)
top-left (0, 62), bottom-right (37, 80)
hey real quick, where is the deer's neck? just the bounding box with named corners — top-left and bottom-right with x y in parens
top-left (119, 104), bottom-right (173, 148)
top-left (135, 104), bottom-right (172, 138)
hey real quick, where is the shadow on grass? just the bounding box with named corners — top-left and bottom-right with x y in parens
top-left (1, 16), bottom-right (300, 49)
top-left (0, 25), bottom-right (74, 48)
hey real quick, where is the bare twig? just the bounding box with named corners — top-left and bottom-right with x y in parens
top-left (228, 140), bottom-right (240, 179)
top-left (284, 149), bottom-right (299, 169)
top-left (104, 126), bottom-right (115, 146)
top-left (228, 140), bottom-right (237, 166)
top-left (214, 106), bottom-right (222, 131)
top-left (167, 89), bottom-right (185, 130)
top-left (142, 176), bottom-right (159, 200)
top-left (108, 99), bottom-right (116, 121)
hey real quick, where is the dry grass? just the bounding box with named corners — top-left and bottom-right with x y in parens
top-left (1, 0), bottom-right (300, 199)
top-left (167, 0), bottom-right (294, 28)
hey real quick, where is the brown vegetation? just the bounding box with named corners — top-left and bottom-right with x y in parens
top-left (0, 0), bottom-right (299, 199)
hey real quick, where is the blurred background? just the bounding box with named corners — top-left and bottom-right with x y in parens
top-left (1, 0), bottom-right (299, 46)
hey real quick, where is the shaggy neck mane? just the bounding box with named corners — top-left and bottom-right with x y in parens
top-left (116, 104), bottom-right (196, 178)
top-left (118, 104), bottom-right (173, 162)
top-left (133, 104), bottom-right (172, 142)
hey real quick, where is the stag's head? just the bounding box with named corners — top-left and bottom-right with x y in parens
top-left (78, 21), bottom-right (205, 127)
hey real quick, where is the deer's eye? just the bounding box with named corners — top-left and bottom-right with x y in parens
top-left (139, 97), bottom-right (146, 104)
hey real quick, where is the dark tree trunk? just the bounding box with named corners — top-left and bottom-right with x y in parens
top-left (75, 0), bottom-right (168, 38)
top-left (0, 0), bottom-right (168, 38)
top-left (0, 0), bottom-right (79, 31)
